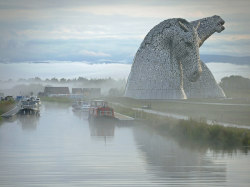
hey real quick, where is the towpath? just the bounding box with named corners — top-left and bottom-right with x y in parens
top-left (111, 102), bottom-right (250, 130)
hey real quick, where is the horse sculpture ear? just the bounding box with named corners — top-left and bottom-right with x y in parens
top-left (195, 21), bottom-right (200, 30)
top-left (179, 21), bottom-right (189, 32)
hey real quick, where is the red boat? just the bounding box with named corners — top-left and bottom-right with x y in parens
top-left (88, 100), bottom-right (115, 120)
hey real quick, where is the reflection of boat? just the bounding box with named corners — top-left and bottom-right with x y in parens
top-left (73, 109), bottom-right (89, 120)
top-left (88, 100), bottom-right (116, 121)
top-left (18, 114), bottom-right (39, 130)
top-left (72, 100), bottom-right (90, 112)
top-left (89, 120), bottom-right (115, 137)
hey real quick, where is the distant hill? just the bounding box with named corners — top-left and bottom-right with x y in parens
top-left (1, 54), bottom-right (249, 66)
top-left (201, 55), bottom-right (250, 65)
top-left (98, 54), bottom-right (250, 65)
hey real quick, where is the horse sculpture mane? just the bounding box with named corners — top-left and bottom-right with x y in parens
top-left (125, 15), bottom-right (226, 99)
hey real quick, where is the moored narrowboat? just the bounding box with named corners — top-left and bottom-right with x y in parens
top-left (88, 100), bottom-right (116, 121)
top-left (72, 100), bottom-right (90, 112)
top-left (19, 97), bottom-right (40, 115)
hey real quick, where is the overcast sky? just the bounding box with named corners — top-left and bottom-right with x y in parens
top-left (0, 0), bottom-right (250, 63)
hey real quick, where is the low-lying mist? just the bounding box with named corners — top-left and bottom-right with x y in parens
top-left (0, 77), bottom-right (127, 97)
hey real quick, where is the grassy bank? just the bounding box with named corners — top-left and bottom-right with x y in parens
top-left (107, 97), bottom-right (250, 126)
top-left (111, 103), bottom-right (250, 148)
top-left (0, 100), bottom-right (15, 120)
top-left (41, 96), bottom-right (72, 103)
top-left (158, 119), bottom-right (250, 149)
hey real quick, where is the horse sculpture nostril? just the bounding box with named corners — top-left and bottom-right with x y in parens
top-left (191, 71), bottom-right (201, 82)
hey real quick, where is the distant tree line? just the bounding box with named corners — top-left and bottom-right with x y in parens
top-left (2, 75), bottom-right (249, 98)
top-left (9, 76), bottom-right (126, 84)
top-left (0, 77), bottom-right (127, 87)
top-left (2, 76), bottom-right (250, 89)
top-left (219, 75), bottom-right (250, 90)
top-left (0, 77), bottom-right (127, 97)
top-left (219, 75), bottom-right (250, 98)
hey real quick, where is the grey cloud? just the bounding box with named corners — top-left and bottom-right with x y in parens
top-left (0, 38), bottom-right (139, 63)
top-left (0, 0), bottom-right (249, 62)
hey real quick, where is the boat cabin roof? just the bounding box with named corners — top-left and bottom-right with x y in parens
top-left (90, 100), bottom-right (108, 107)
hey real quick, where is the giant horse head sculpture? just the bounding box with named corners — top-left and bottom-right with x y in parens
top-left (125, 16), bottom-right (225, 99)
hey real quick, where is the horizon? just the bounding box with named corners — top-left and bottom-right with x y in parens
top-left (0, 61), bottom-right (250, 83)
top-left (0, 0), bottom-right (250, 83)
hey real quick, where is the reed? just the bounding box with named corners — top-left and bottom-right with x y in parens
top-left (157, 119), bottom-right (250, 148)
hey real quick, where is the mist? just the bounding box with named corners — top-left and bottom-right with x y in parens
top-left (0, 62), bottom-right (131, 81)
top-left (1, 62), bottom-right (249, 83)
top-left (1, 61), bottom-right (249, 97)
top-left (0, 77), bottom-right (127, 97)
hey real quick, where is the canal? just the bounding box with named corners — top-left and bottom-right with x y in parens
top-left (0, 102), bottom-right (249, 186)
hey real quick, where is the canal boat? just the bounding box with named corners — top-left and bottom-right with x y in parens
top-left (35, 97), bottom-right (42, 106)
top-left (72, 100), bottom-right (90, 112)
top-left (88, 100), bottom-right (116, 121)
top-left (19, 97), bottom-right (40, 115)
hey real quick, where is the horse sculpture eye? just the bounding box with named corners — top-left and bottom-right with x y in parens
top-left (185, 42), bottom-right (192, 47)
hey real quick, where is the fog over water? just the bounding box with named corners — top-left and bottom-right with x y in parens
top-left (0, 62), bottom-right (250, 82)
top-left (0, 102), bottom-right (249, 186)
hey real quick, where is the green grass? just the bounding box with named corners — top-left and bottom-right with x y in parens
top-left (41, 96), bottom-right (72, 103)
top-left (0, 100), bottom-right (15, 120)
top-left (107, 96), bottom-right (250, 126)
top-left (110, 102), bottom-right (250, 148)
top-left (157, 119), bottom-right (250, 149)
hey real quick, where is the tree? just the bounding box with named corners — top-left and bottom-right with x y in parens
top-left (60, 78), bottom-right (66, 83)
top-left (34, 77), bottom-right (42, 82)
top-left (51, 78), bottom-right (59, 83)
top-left (220, 75), bottom-right (250, 90)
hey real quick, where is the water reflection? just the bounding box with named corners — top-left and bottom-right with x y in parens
top-left (72, 109), bottom-right (89, 120)
top-left (17, 114), bottom-right (40, 130)
top-left (72, 108), bottom-right (116, 139)
top-left (43, 101), bottom-right (71, 111)
top-left (0, 115), bottom-right (17, 124)
top-left (89, 119), bottom-right (115, 137)
top-left (133, 124), bottom-right (227, 186)
top-left (0, 102), bottom-right (249, 186)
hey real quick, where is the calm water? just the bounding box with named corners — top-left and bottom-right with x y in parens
top-left (0, 102), bottom-right (250, 187)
